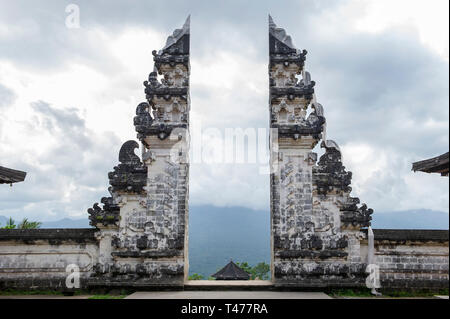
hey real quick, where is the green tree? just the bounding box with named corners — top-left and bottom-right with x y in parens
top-left (251, 262), bottom-right (270, 280)
top-left (1, 217), bottom-right (41, 229)
top-left (17, 218), bottom-right (42, 229)
top-left (236, 261), bottom-right (270, 280)
top-left (188, 273), bottom-right (204, 280)
top-left (1, 217), bottom-right (16, 229)
top-left (236, 262), bottom-right (253, 276)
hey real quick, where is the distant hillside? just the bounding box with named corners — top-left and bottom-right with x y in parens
top-left (0, 216), bottom-right (91, 229)
top-left (0, 216), bottom-right (7, 227)
top-left (41, 218), bottom-right (91, 228)
top-left (1, 206), bottom-right (448, 278)
top-left (188, 205), bottom-right (271, 278)
top-left (371, 209), bottom-right (449, 229)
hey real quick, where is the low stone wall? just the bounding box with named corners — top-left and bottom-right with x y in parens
top-left (0, 229), bottom-right (98, 290)
top-left (370, 229), bottom-right (449, 290)
top-left (0, 228), bottom-right (448, 291)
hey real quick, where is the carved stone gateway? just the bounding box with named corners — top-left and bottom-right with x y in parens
top-left (268, 16), bottom-right (373, 288)
top-left (0, 17), bottom-right (448, 292)
top-left (88, 16), bottom-right (191, 288)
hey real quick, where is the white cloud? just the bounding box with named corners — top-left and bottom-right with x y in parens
top-left (354, 0), bottom-right (449, 61)
top-left (341, 142), bottom-right (449, 213)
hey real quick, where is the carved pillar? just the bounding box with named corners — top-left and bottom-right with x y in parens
top-left (88, 17), bottom-right (190, 288)
top-left (269, 16), bottom-right (373, 288)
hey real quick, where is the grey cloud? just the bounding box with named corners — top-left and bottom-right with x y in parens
top-left (0, 83), bottom-right (15, 108)
top-left (32, 101), bottom-right (85, 128)
top-left (304, 29), bottom-right (449, 159)
top-left (0, 1), bottom-right (121, 73)
top-left (0, 100), bottom-right (122, 221)
top-left (30, 100), bottom-right (92, 151)
top-left (0, 0), bottom-right (341, 71)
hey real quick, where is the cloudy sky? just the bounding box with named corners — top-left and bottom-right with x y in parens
top-left (0, 0), bottom-right (448, 222)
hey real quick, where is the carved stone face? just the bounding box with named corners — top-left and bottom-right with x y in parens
top-left (152, 97), bottom-right (188, 125)
top-left (162, 65), bottom-right (189, 87)
top-left (270, 64), bottom-right (300, 87)
top-left (272, 98), bottom-right (308, 125)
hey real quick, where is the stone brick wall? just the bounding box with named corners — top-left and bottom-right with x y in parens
top-left (0, 229), bottom-right (98, 289)
top-left (369, 229), bottom-right (449, 290)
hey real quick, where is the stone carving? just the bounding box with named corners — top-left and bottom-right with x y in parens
top-left (313, 140), bottom-right (352, 195)
top-left (88, 140), bottom-right (146, 228)
top-left (269, 79), bottom-right (315, 101)
top-left (312, 140), bottom-right (373, 228)
top-left (92, 261), bottom-right (184, 279)
top-left (269, 15), bottom-right (307, 68)
top-left (269, 16), bottom-right (325, 141)
top-left (134, 102), bottom-right (153, 143)
top-left (108, 140), bottom-right (147, 194)
top-left (144, 72), bottom-right (189, 108)
top-left (340, 201), bottom-right (373, 229)
top-left (137, 16), bottom-right (190, 142)
top-left (153, 16), bottom-right (190, 69)
top-left (87, 195), bottom-right (120, 228)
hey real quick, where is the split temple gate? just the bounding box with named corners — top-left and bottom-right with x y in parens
top-left (0, 17), bottom-right (448, 291)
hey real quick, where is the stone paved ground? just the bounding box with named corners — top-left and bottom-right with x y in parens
top-left (0, 292), bottom-right (446, 299)
top-left (125, 291), bottom-right (332, 299)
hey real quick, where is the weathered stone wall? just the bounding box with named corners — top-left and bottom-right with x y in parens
top-left (0, 228), bottom-right (447, 291)
top-left (367, 229), bottom-right (449, 290)
top-left (0, 229), bottom-right (98, 289)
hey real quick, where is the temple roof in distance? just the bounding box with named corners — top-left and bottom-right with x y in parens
top-left (412, 152), bottom-right (449, 176)
top-left (0, 166), bottom-right (27, 185)
top-left (211, 260), bottom-right (250, 280)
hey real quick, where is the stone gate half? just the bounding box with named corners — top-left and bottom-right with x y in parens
top-left (88, 16), bottom-right (191, 288)
top-left (268, 16), bottom-right (373, 288)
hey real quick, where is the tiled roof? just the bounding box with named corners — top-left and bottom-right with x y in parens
top-left (0, 166), bottom-right (27, 184)
top-left (212, 261), bottom-right (250, 280)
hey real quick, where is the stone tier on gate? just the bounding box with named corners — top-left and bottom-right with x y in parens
top-left (87, 16), bottom-right (191, 288)
top-left (135, 16), bottom-right (190, 143)
top-left (268, 15), bottom-right (374, 288)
